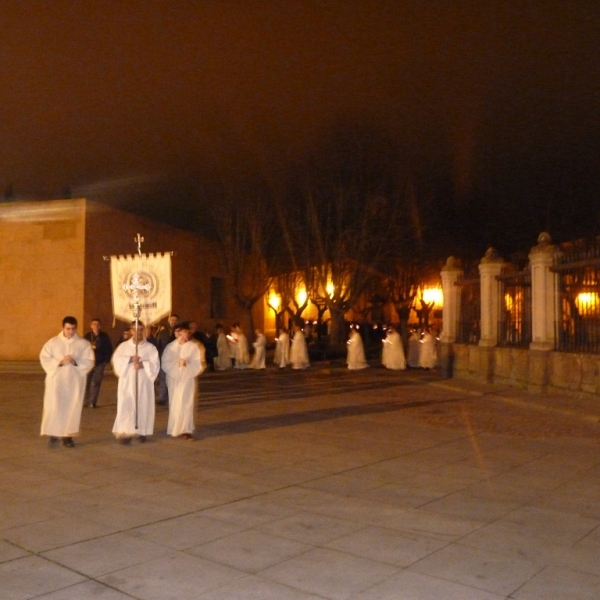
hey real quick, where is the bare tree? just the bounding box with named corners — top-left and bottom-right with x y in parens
top-left (267, 270), bottom-right (308, 330)
top-left (302, 184), bottom-right (404, 345)
top-left (208, 180), bottom-right (276, 337)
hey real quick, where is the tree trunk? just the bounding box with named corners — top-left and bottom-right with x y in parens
top-left (329, 308), bottom-right (347, 346)
top-left (395, 305), bottom-right (411, 354)
top-left (245, 306), bottom-right (255, 342)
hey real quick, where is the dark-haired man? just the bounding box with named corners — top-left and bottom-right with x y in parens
top-left (162, 322), bottom-right (203, 440)
top-left (40, 316), bottom-right (94, 447)
top-left (112, 322), bottom-right (160, 444)
top-left (84, 318), bottom-right (113, 408)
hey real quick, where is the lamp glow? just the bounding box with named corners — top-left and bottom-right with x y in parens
top-left (297, 288), bottom-right (307, 306)
top-left (422, 286), bottom-right (443, 307)
top-left (576, 292), bottom-right (599, 316)
top-left (268, 292), bottom-right (281, 310)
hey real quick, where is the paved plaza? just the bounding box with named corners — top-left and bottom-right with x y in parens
top-left (1, 362), bottom-right (600, 599)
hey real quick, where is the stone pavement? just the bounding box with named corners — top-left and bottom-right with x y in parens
top-left (1, 362), bottom-right (600, 599)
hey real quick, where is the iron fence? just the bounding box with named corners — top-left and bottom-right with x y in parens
top-left (496, 268), bottom-right (532, 348)
top-left (553, 237), bottom-right (600, 353)
top-left (456, 278), bottom-right (481, 344)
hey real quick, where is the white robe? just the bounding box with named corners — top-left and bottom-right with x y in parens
top-left (162, 339), bottom-right (203, 436)
top-left (275, 332), bottom-right (290, 368)
top-left (40, 332), bottom-right (94, 437)
top-left (215, 333), bottom-right (231, 370)
top-left (234, 332), bottom-right (250, 369)
top-left (251, 334), bottom-right (266, 369)
top-left (381, 331), bottom-right (406, 370)
top-left (347, 330), bottom-right (369, 370)
top-left (112, 339), bottom-right (160, 437)
top-left (290, 330), bottom-right (310, 370)
top-left (418, 332), bottom-right (437, 369)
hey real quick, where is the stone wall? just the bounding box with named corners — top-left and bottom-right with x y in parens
top-left (453, 342), bottom-right (600, 396)
top-left (0, 200), bottom-right (86, 359)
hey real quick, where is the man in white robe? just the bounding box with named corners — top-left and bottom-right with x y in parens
top-left (215, 325), bottom-right (232, 370)
top-left (112, 322), bottom-right (160, 444)
top-left (250, 329), bottom-right (267, 369)
top-left (40, 316), bottom-right (94, 447)
top-left (275, 328), bottom-right (290, 368)
top-left (290, 323), bottom-right (310, 370)
top-left (347, 327), bottom-right (369, 370)
top-left (232, 324), bottom-right (251, 369)
top-left (162, 322), bottom-right (203, 440)
top-left (418, 328), bottom-right (438, 369)
top-left (381, 325), bottom-right (406, 370)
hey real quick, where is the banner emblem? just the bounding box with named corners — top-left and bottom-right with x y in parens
top-left (110, 253), bottom-right (172, 326)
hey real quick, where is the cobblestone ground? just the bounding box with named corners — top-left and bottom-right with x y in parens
top-left (414, 381), bottom-right (600, 441)
top-left (1, 363), bottom-right (600, 599)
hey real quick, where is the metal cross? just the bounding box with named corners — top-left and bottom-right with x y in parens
top-left (135, 233), bottom-right (144, 259)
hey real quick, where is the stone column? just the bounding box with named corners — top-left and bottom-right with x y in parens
top-left (478, 247), bottom-right (504, 347)
top-left (439, 257), bottom-right (463, 378)
top-left (529, 232), bottom-right (558, 351)
top-left (440, 256), bottom-right (463, 344)
top-left (528, 232), bottom-right (558, 391)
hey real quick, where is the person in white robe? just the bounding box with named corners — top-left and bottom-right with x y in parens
top-left (275, 328), bottom-right (290, 368)
top-left (214, 325), bottom-right (232, 370)
top-left (250, 329), bottom-right (267, 369)
top-left (407, 329), bottom-right (421, 368)
top-left (290, 323), bottom-right (310, 370)
top-left (112, 322), bottom-right (160, 443)
top-left (162, 322), bottom-right (203, 440)
top-left (232, 324), bottom-right (250, 369)
top-left (40, 316), bottom-right (94, 447)
top-left (381, 325), bottom-right (406, 370)
top-left (228, 325), bottom-right (239, 366)
top-left (347, 326), bottom-right (369, 370)
top-left (418, 328), bottom-right (438, 369)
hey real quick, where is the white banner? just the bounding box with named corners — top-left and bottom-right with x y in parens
top-left (110, 253), bottom-right (172, 326)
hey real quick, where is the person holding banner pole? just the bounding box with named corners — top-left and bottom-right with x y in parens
top-left (112, 322), bottom-right (160, 444)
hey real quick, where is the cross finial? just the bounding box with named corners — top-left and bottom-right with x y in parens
top-left (135, 233), bottom-right (144, 258)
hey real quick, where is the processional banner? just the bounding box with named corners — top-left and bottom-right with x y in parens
top-left (110, 252), bottom-right (172, 326)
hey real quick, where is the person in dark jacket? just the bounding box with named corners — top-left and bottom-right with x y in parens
top-left (83, 318), bottom-right (113, 408)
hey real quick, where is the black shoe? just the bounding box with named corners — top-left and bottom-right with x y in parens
top-left (62, 437), bottom-right (75, 448)
top-left (48, 437), bottom-right (58, 446)
top-left (118, 437), bottom-right (132, 445)
top-left (138, 436), bottom-right (147, 443)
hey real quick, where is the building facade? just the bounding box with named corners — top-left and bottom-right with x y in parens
top-left (0, 199), bottom-right (262, 360)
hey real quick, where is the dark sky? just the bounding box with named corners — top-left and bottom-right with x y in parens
top-left (2, 1), bottom-right (599, 255)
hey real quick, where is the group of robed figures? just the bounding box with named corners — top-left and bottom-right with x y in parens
top-left (40, 317), bottom-right (204, 447)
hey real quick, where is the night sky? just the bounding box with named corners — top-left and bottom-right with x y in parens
top-left (2, 1), bottom-right (599, 258)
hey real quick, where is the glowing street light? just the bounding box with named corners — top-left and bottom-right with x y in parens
top-left (297, 287), bottom-right (307, 306)
top-left (268, 292), bottom-right (281, 310)
top-left (422, 286), bottom-right (443, 308)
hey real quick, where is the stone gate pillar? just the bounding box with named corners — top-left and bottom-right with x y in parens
top-left (478, 247), bottom-right (504, 347)
top-left (439, 256), bottom-right (463, 378)
top-left (529, 232), bottom-right (558, 351)
top-left (440, 256), bottom-right (463, 344)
